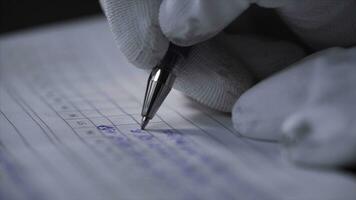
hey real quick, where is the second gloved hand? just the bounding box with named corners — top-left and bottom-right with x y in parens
top-left (233, 47), bottom-right (356, 168)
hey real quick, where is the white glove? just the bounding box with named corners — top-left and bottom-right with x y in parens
top-left (159, 0), bottom-right (356, 50)
top-left (100, 0), bottom-right (356, 169)
top-left (233, 47), bottom-right (356, 168)
top-left (99, 0), bottom-right (305, 112)
top-left (151, 0), bottom-right (356, 168)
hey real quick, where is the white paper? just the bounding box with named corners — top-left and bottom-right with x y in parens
top-left (0, 17), bottom-right (355, 200)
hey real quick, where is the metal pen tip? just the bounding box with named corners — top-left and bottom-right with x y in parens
top-left (141, 116), bottom-right (149, 130)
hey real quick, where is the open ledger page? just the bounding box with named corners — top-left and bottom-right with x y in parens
top-left (0, 17), bottom-right (355, 200)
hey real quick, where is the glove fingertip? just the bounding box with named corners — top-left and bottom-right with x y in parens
top-left (281, 106), bottom-right (356, 168)
top-left (159, 0), bottom-right (206, 46)
top-left (159, 0), bottom-right (250, 46)
top-left (101, 0), bottom-right (169, 69)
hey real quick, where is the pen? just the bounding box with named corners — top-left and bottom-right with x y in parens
top-left (141, 43), bottom-right (189, 129)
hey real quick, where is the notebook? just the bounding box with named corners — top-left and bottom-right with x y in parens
top-left (0, 17), bottom-right (354, 200)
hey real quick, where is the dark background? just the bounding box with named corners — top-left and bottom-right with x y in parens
top-left (1, 0), bottom-right (102, 34)
top-left (0, 1), bottom-right (307, 51)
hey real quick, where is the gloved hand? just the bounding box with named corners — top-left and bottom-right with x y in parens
top-left (233, 47), bottom-right (356, 168)
top-left (99, 0), bottom-right (305, 112)
top-left (100, 0), bottom-right (356, 169)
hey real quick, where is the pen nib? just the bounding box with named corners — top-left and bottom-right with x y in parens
top-left (141, 116), bottom-right (149, 130)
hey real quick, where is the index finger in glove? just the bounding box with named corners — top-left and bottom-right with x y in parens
top-left (159, 0), bottom-right (250, 46)
top-left (100, 0), bottom-right (169, 69)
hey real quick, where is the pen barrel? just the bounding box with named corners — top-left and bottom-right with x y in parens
top-left (141, 43), bottom-right (190, 122)
top-left (141, 67), bottom-right (176, 119)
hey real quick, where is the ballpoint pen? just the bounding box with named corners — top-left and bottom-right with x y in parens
top-left (140, 43), bottom-right (189, 129)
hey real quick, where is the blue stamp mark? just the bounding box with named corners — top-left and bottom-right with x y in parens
top-left (115, 136), bottom-right (131, 148)
top-left (163, 129), bottom-right (174, 135)
top-left (97, 125), bottom-right (116, 134)
top-left (130, 129), bottom-right (142, 134)
top-left (130, 129), bottom-right (153, 141)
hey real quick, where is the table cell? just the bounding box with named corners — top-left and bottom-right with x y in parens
top-left (109, 115), bottom-right (138, 125)
top-left (58, 111), bottom-right (84, 119)
top-left (66, 119), bottom-right (93, 129)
